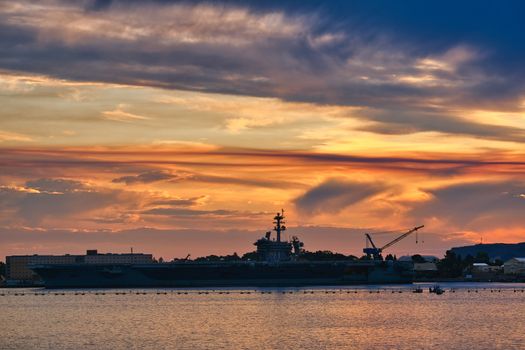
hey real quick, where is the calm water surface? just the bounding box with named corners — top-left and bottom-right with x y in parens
top-left (2, 283), bottom-right (525, 350)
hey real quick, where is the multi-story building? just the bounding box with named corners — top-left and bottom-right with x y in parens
top-left (5, 250), bottom-right (154, 282)
top-left (83, 250), bottom-right (154, 264)
top-left (6, 255), bottom-right (80, 281)
top-left (504, 258), bottom-right (525, 275)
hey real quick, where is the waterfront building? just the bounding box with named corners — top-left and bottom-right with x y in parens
top-left (472, 263), bottom-right (490, 273)
top-left (472, 263), bottom-right (503, 274)
top-left (503, 258), bottom-right (525, 275)
top-left (83, 250), bottom-right (154, 264)
top-left (465, 263), bottom-right (503, 280)
top-left (413, 262), bottom-right (438, 273)
top-left (5, 250), bottom-right (154, 283)
top-left (6, 255), bottom-right (80, 282)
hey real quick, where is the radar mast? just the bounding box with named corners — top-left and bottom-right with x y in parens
top-left (273, 209), bottom-right (286, 242)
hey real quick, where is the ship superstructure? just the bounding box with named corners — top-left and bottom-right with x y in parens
top-left (253, 210), bottom-right (303, 262)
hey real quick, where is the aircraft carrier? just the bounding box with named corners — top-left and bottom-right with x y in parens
top-left (31, 212), bottom-right (420, 288)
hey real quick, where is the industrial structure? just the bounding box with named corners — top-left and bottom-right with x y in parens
top-left (363, 225), bottom-right (424, 260)
top-left (5, 250), bottom-right (153, 285)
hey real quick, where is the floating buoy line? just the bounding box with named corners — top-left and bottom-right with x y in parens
top-left (1, 287), bottom-right (525, 297)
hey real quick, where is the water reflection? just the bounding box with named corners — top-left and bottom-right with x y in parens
top-left (2, 283), bottom-right (525, 349)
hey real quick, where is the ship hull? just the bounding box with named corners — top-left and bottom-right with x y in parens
top-left (31, 260), bottom-right (413, 288)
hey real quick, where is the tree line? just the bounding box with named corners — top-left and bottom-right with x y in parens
top-left (437, 250), bottom-right (502, 277)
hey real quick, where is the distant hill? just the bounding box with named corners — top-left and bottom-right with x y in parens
top-left (451, 243), bottom-right (525, 261)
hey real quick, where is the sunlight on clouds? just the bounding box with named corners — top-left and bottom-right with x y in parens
top-left (151, 140), bottom-right (219, 151)
top-left (396, 74), bottom-right (457, 87)
top-left (0, 70), bottom-right (114, 90)
top-left (102, 104), bottom-right (151, 122)
top-left (156, 92), bottom-right (363, 133)
top-left (0, 185), bottom-right (40, 194)
top-left (307, 128), bottom-right (506, 155)
top-left (1, 144), bottom-right (525, 254)
top-left (415, 58), bottom-right (452, 72)
top-left (396, 46), bottom-right (481, 88)
top-left (415, 46), bottom-right (478, 72)
top-left (225, 117), bottom-right (281, 133)
top-left (0, 130), bottom-right (33, 142)
top-left (1, 1), bottom-right (307, 47)
top-left (461, 109), bottom-right (525, 130)
top-left (307, 32), bottom-right (346, 48)
top-left (1, 70), bottom-right (523, 156)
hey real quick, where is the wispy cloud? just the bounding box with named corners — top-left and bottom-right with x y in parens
top-left (0, 178), bottom-right (139, 225)
top-left (112, 170), bottom-right (178, 184)
top-left (294, 179), bottom-right (389, 216)
top-left (409, 181), bottom-right (525, 232)
top-left (1, 1), bottom-right (524, 143)
top-left (0, 130), bottom-right (33, 142)
top-left (3, 147), bottom-right (525, 176)
top-left (150, 196), bottom-right (209, 207)
top-left (102, 104), bottom-right (150, 122)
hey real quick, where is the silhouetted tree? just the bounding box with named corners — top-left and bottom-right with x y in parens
top-left (241, 251), bottom-right (259, 261)
top-left (226, 253), bottom-right (241, 261)
top-left (192, 250), bottom-right (359, 263)
top-left (493, 258), bottom-right (504, 266)
top-left (300, 250), bottom-right (357, 261)
top-left (474, 252), bottom-right (490, 264)
top-left (194, 255), bottom-right (221, 262)
top-left (411, 254), bottom-right (426, 263)
top-left (464, 254), bottom-right (474, 267)
top-left (437, 250), bottom-right (464, 277)
top-left (194, 253), bottom-right (241, 262)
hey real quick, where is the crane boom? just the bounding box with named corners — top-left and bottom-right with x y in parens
top-left (381, 225), bottom-right (424, 251)
top-left (362, 225), bottom-right (424, 260)
top-left (365, 233), bottom-right (377, 249)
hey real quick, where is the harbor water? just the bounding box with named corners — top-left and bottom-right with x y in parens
top-left (2, 283), bottom-right (525, 350)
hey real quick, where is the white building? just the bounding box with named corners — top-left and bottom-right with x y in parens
top-left (504, 258), bottom-right (525, 275)
top-left (471, 263), bottom-right (502, 274)
top-left (83, 251), bottom-right (153, 264)
top-left (413, 262), bottom-right (438, 272)
top-left (472, 263), bottom-right (490, 273)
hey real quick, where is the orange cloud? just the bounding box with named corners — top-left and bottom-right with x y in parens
top-left (1, 145), bottom-right (524, 259)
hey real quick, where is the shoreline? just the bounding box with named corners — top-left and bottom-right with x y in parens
top-left (4, 279), bottom-right (525, 289)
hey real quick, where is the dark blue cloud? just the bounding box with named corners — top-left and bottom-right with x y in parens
top-left (294, 179), bottom-right (388, 215)
top-left (1, 1), bottom-right (525, 141)
top-left (112, 170), bottom-right (176, 184)
top-left (84, 0), bottom-right (113, 11)
top-left (0, 179), bottom-right (132, 224)
top-left (409, 181), bottom-right (525, 231)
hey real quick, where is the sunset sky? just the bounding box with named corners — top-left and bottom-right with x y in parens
top-left (1, 0), bottom-right (525, 260)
